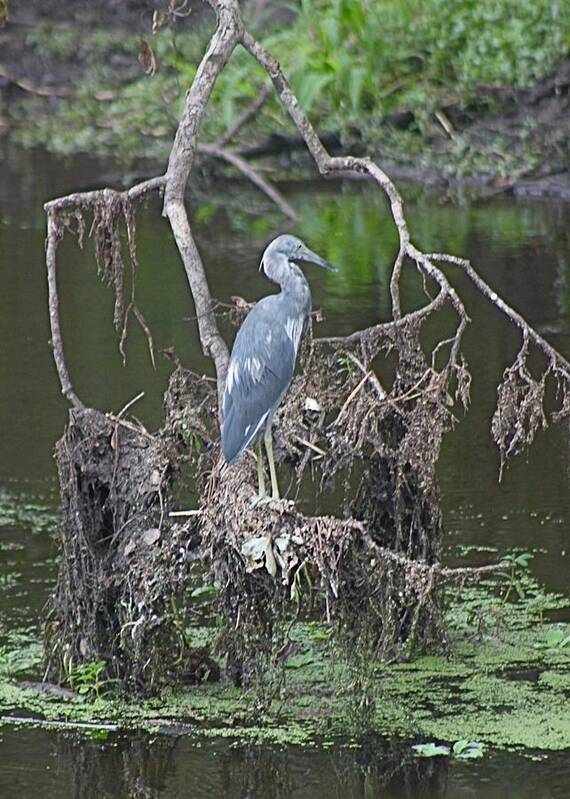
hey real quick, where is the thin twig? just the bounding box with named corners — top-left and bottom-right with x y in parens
top-left (292, 436), bottom-right (326, 457)
top-left (434, 109), bottom-right (457, 141)
top-left (133, 305), bottom-right (157, 369)
top-left (427, 252), bottom-right (570, 380)
top-left (331, 370), bottom-right (372, 428)
top-left (347, 353), bottom-right (386, 398)
top-left (117, 391), bottom-right (145, 418)
top-left (217, 82), bottom-right (272, 146)
top-left (104, 414), bottom-right (154, 439)
top-left (169, 509), bottom-right (203, 517)
top-left (199, 142), bottom-right (299, 221)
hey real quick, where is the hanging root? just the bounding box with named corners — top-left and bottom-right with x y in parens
top-left (492, 330), bottom-right (570, 478)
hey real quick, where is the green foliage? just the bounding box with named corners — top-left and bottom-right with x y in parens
top-left (0, 635), bottom-right (42, 678)
top-left (446, 550), bottom-right (570, 640)
top-left (270, 0), bottom-right (569, 137)
top-left (412, 741), bottom-right (451, 757)
top-left (453, 739), bottom-right (486, 759)
top-left (10, 0), bottom-right (569, 167)
top-left (0, 492), bottom-right (58, 536)
top-left (534, 625), bottom-right (570, 651)
top-left (306, 621), bottom-right (334, 642)
top-left (499, 550), bottom-right (534, 602)
top-left (336, 355), bottom-right (355, 375)
top-left (413, 739), bottom-right (485, 759)
top-left (66, 659), bottom-right (119, 698)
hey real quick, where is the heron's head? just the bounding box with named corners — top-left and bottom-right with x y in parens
top-left (260, 235), bottom-right (335, 275)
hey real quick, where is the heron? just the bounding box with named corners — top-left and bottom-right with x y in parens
top-left (221, 234), bottom-right (335, 502)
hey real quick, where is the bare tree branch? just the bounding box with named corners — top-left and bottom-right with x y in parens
top-left (161, 1), bottom-right (248, 409)
top-left (240, 31), bottom-right (468, 366)
top-left (44, 177), bottom-right (166, 404)
top-left (427, 252), bottom-right (570, 379)
top-left (43, 0), bottom-right (569, 459)
top-left (0, 65), bottom-right (71, 97)
top-left (46, 214), bottom-right (84, 409)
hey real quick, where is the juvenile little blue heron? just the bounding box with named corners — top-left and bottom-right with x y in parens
top-left (221, 234), bottom-right (335, 501)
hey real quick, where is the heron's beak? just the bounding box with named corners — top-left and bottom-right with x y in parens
top-left (294, 246), bottom-right (336, 272)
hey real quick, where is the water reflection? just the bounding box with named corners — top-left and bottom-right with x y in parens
top-left (3, 727), bottom-right (570, 798)
top-left (1, 728), bottom-right (451, 799)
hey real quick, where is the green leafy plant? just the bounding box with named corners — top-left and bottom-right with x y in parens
top-left (67, 659), bottom-right (119, 698)
top-left (452, 739), bottom-right (486, 759)
top-left (412, 742), bottom-right (451, 757)
top-left (534, 625), bottom-right (570, 651)
top-left (499, 551), bottom-right (534, 602)
top-left (290, 561), bottom-right (313, 606)
top-left (0, 641), bottom-right (42, 677)
top-left (306, 621), bottom-right (334, 642)
top-left (336, 354), bottom-right (355, 376)
top-left (413, 739), bottom-right (485, 758)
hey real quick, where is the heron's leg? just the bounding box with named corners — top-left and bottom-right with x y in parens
top-left (264, 425), bottom-right (280, 500)
top-left (256, 438), bottom-right (267, 499)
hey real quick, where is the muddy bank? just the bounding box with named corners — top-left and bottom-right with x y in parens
top-left (240, 58), bottom-right (570, 200)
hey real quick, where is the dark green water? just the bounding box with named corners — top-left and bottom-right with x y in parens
top-left (1, 143), bottom-right (569, 796)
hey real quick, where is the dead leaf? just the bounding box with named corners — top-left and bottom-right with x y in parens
top-left (230, 295), bottom-right (249, 309)
top-left (152, 9), bottom-right (166, 34)
top-left (242, 536), bottom-right (267, 571)
top-left (138, 39), bottom-right (157, 76)
top-left (263, 537), bottom-right (277, 578)
top-left (110, 426), bottom-right (119, 451)
top-left (124, 540), bottom-right (136, 558)
top-left (304, 397), bottom-right (321, 412)
top-left (241, 535), bottom-right (277, 577)
top-left (143, 528), bottom-right (161, 545)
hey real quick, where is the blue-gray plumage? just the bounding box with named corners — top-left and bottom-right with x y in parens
top-left (221, 234), bottom-right (335, 500)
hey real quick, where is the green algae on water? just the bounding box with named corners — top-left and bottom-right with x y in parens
top-left (2, 576), bottom-right (570, 751)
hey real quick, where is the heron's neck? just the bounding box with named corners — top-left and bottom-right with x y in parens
top-left (265, 254), bottom-right (311, 300)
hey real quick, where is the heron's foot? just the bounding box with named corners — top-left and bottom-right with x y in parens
top-left (252, 494), bottom-right (276, 508)
top-left (251, 490), bottom-right (283, 508)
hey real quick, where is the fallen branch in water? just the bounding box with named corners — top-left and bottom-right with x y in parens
top-left (0, 65), bottom-right (71, 97)
top-left (198, 142), bottom-right (299, 221)
top-left (217, 82), bottom-right (272, 147)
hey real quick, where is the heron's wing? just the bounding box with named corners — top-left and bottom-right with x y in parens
top-left (221, 300), bottom-right (299, 464)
